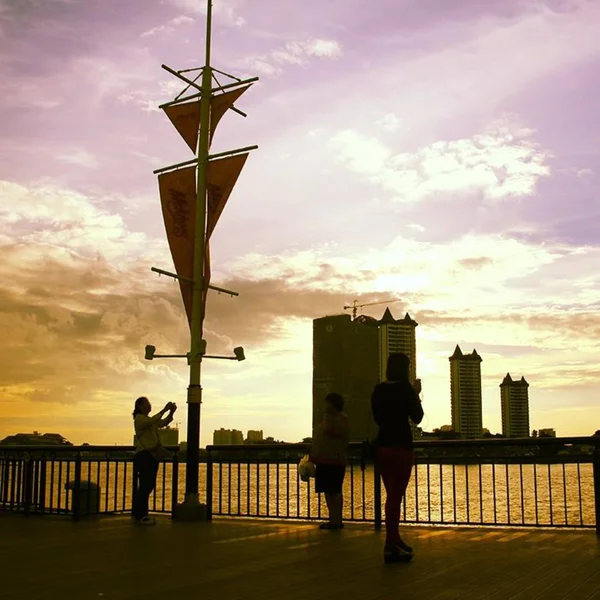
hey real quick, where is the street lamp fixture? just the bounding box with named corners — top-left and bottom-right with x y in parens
top-left (144, 343), bottom-right (245, 362)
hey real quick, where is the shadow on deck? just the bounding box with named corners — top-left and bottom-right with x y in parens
top-left (1, 514), bottom-right (599, 600)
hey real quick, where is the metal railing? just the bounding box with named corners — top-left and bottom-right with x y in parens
top-left (206, 437), bottom-right (600, 534)
top-left (0, 446), bottom-right (179, 520)
top-left (1, 437), bottom-right (598, 535)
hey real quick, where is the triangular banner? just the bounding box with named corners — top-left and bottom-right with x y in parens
top-left (210, 85), bottom-right (252, 144)
top-left (207, 153), bottom-right (249, 238)
top-left (158, 165), bottom-right (196, 325)
top-left (163, 101), bottom-right (200, 154)
top-left (162, 84), bottom-right (252, 153)
top-left (157, 153), bottom-right (249, 330)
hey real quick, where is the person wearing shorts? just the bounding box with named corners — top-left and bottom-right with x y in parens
top-left (310, 392), bottom-right (350, 530)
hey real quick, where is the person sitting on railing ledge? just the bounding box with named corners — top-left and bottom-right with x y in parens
top-left (310, 392), bottom-right (350, 530)
top-left (132, 397), bottom-right (177, 526)
top-left (371, 353), bottom-right (424, 563)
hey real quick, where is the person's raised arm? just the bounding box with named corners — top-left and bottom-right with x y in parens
top-left (136, 403), bottom-right (173, 431)
top-left (407, 383), bottom-right (424, 425)
top-left (157, 403), bottom-right (177, 428)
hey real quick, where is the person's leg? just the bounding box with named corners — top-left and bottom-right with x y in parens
top-left (134, 452), bottom-right (157, 521)
top-left (132, 452), bottom-right (147, 520)
top-left (328, 492), bottom-right (343, 526)
top-left (378, 448), bottom-right (402, 546)
top-left (395, 449), bottom-right (414, 550)
top-left (324, 492), bottom-right (334, 521)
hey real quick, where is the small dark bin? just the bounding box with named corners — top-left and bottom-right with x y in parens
top-left (65, 480), bottom-right (100, 515)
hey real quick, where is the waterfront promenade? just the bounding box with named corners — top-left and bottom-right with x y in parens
top-left (2, 515), bottom-right (599, 600)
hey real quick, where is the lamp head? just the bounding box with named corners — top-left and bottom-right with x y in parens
top-left (233, 346), bottom-right (245, 362)
top-left (144, 345), bottom-right (156, 360)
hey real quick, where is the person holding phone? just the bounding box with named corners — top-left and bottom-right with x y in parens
top-left (131, 397), bottom-right (177, 525)
top-left (371, 353), bottom-right (424, 562)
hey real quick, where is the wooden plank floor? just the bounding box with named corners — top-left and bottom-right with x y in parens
top-left (1, 514), bottom-right (598, 600)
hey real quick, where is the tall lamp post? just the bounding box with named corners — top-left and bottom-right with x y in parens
top-left (146, 0), bottom-right (258, 521)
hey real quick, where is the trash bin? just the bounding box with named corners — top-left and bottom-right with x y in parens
top-left (65, 480), bottom-right (100, 516)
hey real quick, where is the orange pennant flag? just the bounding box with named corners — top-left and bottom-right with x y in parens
top-left (162, 84), bottom-right (252, 153)
top-left (207, 153), bottom-right (249, 238)
top-left (157, 153), bottom-right (249, 330)
top-left (210, 84), bottom-right (252, 144)
top-left (158, 165), bottom-right (196, 324)
top-left (163, 101), bottom-right (200, 154)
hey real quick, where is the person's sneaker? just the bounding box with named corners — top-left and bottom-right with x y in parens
top-left (397, 537), bottom-right (413, 554)
top-left (135, 516), bottom-right (156, 526)
top-left (384, 544), bottom-right (412, 563)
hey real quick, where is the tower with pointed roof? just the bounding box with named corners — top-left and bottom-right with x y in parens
top-left (500, 373), bottom-right (530, 438)
top-left (449, 345), bottom-right (483, 439)
top-left (378, 309), bottom-right (418, 383)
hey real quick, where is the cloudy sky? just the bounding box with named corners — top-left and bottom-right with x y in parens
top-left (1, 0), bottom-right (599, 446)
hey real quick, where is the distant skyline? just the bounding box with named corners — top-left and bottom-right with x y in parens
top-left (1, 0), bottom-right (599, 446)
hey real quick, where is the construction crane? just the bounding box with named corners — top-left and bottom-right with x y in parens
top-left (343, 298), bottom-right (401, 320)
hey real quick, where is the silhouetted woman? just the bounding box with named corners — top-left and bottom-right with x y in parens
top-left (371, 353), bottom-right (423, 562)
top-left (310, 392), bottom-right (350, 529)
top-left (132, 397), bottom-right (177, 525)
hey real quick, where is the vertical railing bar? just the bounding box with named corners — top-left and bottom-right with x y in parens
top-left (114, 459), bottom-right (120, 513)
top-left (427, 463), bottom-right (431, 522)
top-left (505, 463), bottom-right (510, 526)
top-left (492, 462), bottom-right (497, 525)
top-left (96, 460), bottom-right (101, 512)
top-left (452, 464), bottom-right (457, 524)
top-left (350, 462), bottom-right (355, 521)
top-left (39, 456), bottom-right (47, 513)
top-left (519, 463), bottom-right (525, 526)
top-left (237, 462), bottom-right (241, 516)
top-left (562, 462), bottom-right (568, 526)
top-left (218, 462), bottom-right (223, 515)
top-left (275, 462), bottom-right (279, 518)
top-left (266, 460), bottom-right (270, 517)
top-left (465, 464), bottom-right (470, 524)
top-left (439, 463), bottom-right (444, 523)
top-left (308, 467), bottom-right (313, 520)
top-left (171, 454), bottom-right (179, 518)
top-left (57, 460), bottom-right (63, 513)
top-left (577, 462), bottom-right (583, 527)
top-left (228, 461), bottom-right (232, 516)
top-left (160, 460), bottom-right (166, 513)
top-left (286, 462), bottom-right (290, 518)
top-left (414, 462), bottom-right (419, 523)
top-left (361, 461), bottom-right (366, 522)
top-left (124, 460), bottom-right (129, 513)
top-left (49, 457), bottom-right (55, 513)
top-left (548, 463), bottom-right (554, 526)
top-left (105, 457), bottom-right (109, 513)
top-left (247, 461), bottom-right (250, 516)
top-left (296, 460), bottom-right (300, 518)
top-left (256, 461), bottom-right (260, 516)
top-left (534, 463), bottom-right (539, 526)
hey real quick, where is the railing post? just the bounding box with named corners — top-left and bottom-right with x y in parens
top-left (206, 447), bottom-right (213, 521)
top-left (38, 456), bottom-right (47, 513)
top-left (23, 453), bottom-right (33, 517)
top-left (72, 451), bottom-right (82, 522)
top-left (171, 452), bottom-right (179, 518)
top-left (132, 451), bottom-right (138, 517)
top-left (374, 464), bottom-right (382, 530)
top-left (593, 443), bottom-right (600, 537)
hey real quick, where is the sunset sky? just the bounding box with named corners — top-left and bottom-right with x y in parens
top-left (1, 0), bottom-right (599, 446)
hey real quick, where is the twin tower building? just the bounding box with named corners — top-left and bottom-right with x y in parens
top-left (312, 309), bottom-right (530, 442)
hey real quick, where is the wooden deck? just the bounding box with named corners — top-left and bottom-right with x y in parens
top-left (1, 514), bottom-right (599, 600)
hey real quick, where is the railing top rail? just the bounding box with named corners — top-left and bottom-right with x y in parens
top-left (0, 445), bottom-right (180, 453)
top-left (206, 436), bottom-right (599, 452)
